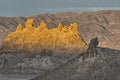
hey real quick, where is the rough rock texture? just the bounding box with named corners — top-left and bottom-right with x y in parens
top-left (1, 19), bottom-right (87, 52)
top-left (32, 38), bottom-right (120, 80)
top-left (0, 47), bottom-right (81, 80)
top-left (0, 10), bottom-right (120, 80)
top-left (0, 10), bottom-right (120, 49)
top-left (33, 47), bottom-right (120, 80)
top-left (0, 37), bottom-right (119, 80)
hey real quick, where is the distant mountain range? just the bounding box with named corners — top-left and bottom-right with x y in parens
top-left (0, 10), bottom-right (120, 50)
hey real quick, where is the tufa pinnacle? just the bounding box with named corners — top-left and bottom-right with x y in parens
top-left (1, 19), bottom-right (88, 53)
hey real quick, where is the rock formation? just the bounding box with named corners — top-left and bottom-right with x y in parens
top-left (0, 11), bottom-right (120, 50)
top-left (1, 19), bottom-right (88, 52)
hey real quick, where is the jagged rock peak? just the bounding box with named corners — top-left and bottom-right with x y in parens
top-left (1, 19), bottom-right (88, 53)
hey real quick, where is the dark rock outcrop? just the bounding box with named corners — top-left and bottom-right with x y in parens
top-left (37, 47), bottom-right (120, 80)
top-left (31, 37), bottom-right (120, 80)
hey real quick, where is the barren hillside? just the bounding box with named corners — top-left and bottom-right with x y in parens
top-left (0, 10), bottom-right (120, 49)
top-left (0, 10), bottom-right (120, 80)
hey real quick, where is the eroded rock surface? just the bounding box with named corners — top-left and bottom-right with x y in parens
top-left (0, 10), bottom-right (120, 80)
top-left (0, 10), bottom-right (120, 49)
top-left (1, 19), bottom-right (87, 52)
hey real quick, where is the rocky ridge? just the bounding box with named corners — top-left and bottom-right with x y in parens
top-left (1, 19), bottom-right (87, 52)
top-left (0, 10), bottom-right (119, 80)
top-left (0, 10), bottom-right (120, 50)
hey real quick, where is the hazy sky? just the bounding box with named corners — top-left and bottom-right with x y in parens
top-left (0, 0), bottom-right (120, 16)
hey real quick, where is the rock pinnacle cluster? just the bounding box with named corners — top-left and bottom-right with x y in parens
top-left (1, 19), bottom-right (88, 53)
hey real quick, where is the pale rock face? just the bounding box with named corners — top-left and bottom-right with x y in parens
top-left (1, 19), bottom-right (88, 53)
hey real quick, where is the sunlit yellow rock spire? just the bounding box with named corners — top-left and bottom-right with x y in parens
top-left (1, 19), bottom-right (88, 52)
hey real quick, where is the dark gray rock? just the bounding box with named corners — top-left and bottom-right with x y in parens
top-left (32, 47), bottom-right (120, 80)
